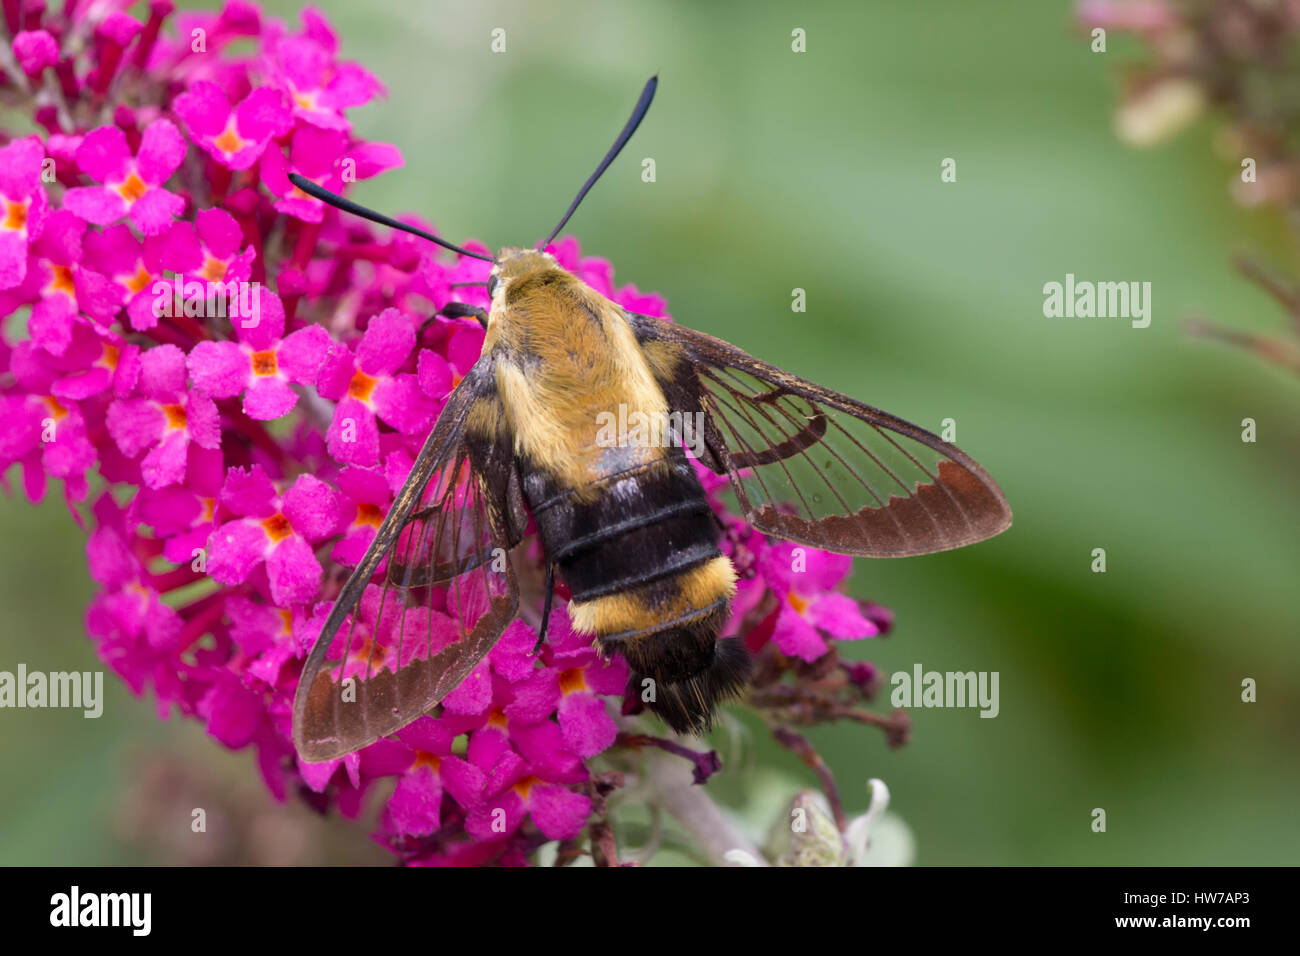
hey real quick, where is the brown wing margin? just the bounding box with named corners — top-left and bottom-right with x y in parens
top-left (626, 312), bottom-right (1012, 558)
top-left (292, 359), bottom-right (521, 762)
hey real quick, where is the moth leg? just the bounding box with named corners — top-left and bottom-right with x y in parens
top-left (438, 302), bottom-right (489, 329)
top-left (418, 302), bottom-right (490, 338)
top-left (533, 562), bottom-right (556, 654)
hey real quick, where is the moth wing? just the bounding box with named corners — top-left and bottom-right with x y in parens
top-left (626, 312), bottom-right (1012, 557)
top-left (293, 359), bottom-right (522, 762)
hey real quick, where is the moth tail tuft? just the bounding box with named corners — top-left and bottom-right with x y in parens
top-left (629, 635), bottom-right (753, 735)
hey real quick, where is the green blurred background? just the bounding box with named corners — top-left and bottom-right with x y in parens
top-left (2, 0), bottom-right (1297, 865)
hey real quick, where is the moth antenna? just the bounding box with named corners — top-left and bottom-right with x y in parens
top-left (538, 75), bottom-right (657, 249)
top-left (287, 173), bottom-right (496, 263)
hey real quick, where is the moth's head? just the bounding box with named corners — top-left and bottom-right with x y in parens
top-left (486, 247), bottom-right (564, 305)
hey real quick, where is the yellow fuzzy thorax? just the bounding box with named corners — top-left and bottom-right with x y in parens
top-left (484, 250), bottom-right (671, 492)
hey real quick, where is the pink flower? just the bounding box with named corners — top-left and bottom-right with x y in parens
top-left (63, 120), bottom-right (187, 235)
top-left (87, 12), bottom-right (144, 95)
top-left (467, 745), bottom-right (592, 842)
top-left (156, 208), bottom-right (257, 288)
top-left (521, 608), bottom-right (628, 758)
top-left (187, 285), bottom-right (330, 420)
top-left (226, 595), bottom-right (311, 686)
top-left (329, 466), bottom-right (391, 566)
top-left (0, 390), bottom-right (96, 506)
top-left (12, 31), bottom-right (60, 77)
top-left (0, 137), bottom-right (49, 290)
top-left (1, 337), bottom-right (103, 507)
top-left (175, 81), bottom-right (294, 171)
top-left (106, 344), bottom-right (221, 489)
top-left (40, 324), bottom-right (140, 404)
top-left (264, 19), bottom-right (384, 131)
top-left (317, 307), bottom-right (435, 465)
top-left (133, 444), bottom-right (225, 565)
top-left (86, 522), bottom-right (185, 655)
top-left (758, 541), bottom-right (879, 661)
top-left (13, 210), bottom-right (119, 356)
top-left (81, 224), bottom-right (169, 332)
top-left (260, 126), bottom-right (402, 223)
top-left (207, 465), bottom-right (346, 605)
top-left (362, 718), bottom-right (487, 838)
top-left (165, 2), bottom-right (264, 70)
top-left (84, 499), bottom-right (187, 707)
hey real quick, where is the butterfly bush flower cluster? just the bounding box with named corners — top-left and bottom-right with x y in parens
top-left (0, 1), bottom-right (903, 866)
top-left (1078, 0), bottom-right (1300, 377)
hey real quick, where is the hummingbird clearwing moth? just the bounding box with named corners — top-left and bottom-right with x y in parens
top-left (288, 77), bottom-right (1011, 762)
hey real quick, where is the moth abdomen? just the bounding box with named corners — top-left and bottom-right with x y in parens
top-left (571, 544), bottom-right (749, 734)
top-left (576, 567), bottom-right (748, 735)
top-left (523, 452), bottom-right (749, 732)
top-left (526, 455), bottom-right (723, 603)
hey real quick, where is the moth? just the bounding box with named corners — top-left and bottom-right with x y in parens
top-left (288, 77), bottom-right (1011, 762)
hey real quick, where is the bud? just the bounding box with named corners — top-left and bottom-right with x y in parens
top-left (766, 790), bottom-right (848, 867)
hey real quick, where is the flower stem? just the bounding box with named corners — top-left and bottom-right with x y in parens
top-left (771, 725), bottom-right (847, 831)
top-left (643, 746), bottom-right (769, 867)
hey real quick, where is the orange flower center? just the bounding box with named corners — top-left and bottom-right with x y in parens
top-left (200, 256), bottom-right (228, 281)
top-left (49, 264), bottom-right (76, 296)
top-left (787, 590), bottom-right (810, 615)
top-left (347, 636), bottom-right (385, 673)
top-left (513, 776), bottom-right (539, 800)
top-left (43, 396), bottom-right (68, 420)
top-left (348, 369), bottom-right (377, 401)
top-left (4, 200), bottom-right (28, 231)
top-left (213, 123), bottom-right (245, 155)
top-left (356, 503), bottom-right (383, 527)
top-left (487, 708), bottom-right (508, 730)
top-left (250, 350), bottom-right (278, 377)
top-left (558, 668), bottom-right (587, 694)
top-left (125, 264), bottom-right (153, 294)
top-left (162, 403), bottom-right (187, 430)
top-left (97, 343), bottom-right (120, 370)
top-left (116, 171), bottom-right (148, 203)
top-left (261, 513), bottom-right (293, 542)
top-left (411, 751), bottom-right (442, 773)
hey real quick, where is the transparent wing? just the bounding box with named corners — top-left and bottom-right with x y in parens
top-left (293, 365), bottom-right (519, 762)
top-left (628, 312), bottom-right (1012, 557)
